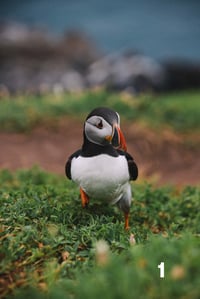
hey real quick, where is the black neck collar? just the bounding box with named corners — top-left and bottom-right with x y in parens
top-left (81, 134), bottom-right (119, 157)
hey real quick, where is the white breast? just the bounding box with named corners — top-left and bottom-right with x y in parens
top-left (71, 154), bottom-right (130, 204)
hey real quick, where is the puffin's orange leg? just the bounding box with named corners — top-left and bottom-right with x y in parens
top-left (80, 187), bottom-right (89, 208)
top-left (124, 212), bottom-right (130, 230)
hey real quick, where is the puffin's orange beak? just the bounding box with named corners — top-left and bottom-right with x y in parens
top-left (112, 124), bottom-right (127, 152)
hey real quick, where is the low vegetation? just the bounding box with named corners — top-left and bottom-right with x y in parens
top-left (0, 90), bottom-right (200, 133)
top-left (0, 168), bottom-right (200, 298)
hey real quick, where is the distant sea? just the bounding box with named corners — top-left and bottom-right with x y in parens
top-left (0, 0), bottom-right (200, 60)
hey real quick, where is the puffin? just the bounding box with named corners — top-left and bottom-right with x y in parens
top-left (65, 107), bottom-right (138, 229)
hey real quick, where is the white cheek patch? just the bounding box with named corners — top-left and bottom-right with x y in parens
top-left (85, 117), bottom-right (112, 145)
top-left (116, 112), bottom-right (120, 125)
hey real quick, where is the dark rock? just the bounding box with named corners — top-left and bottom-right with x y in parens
top-left (163, 59), bottom-right (200, 90)
top-left (60, 30), bottom-right (101, 72)
top-left (0, 22), bottom-right (99, 93)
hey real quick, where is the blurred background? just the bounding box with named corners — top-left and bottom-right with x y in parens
top-left (0, 0), bottom-right (200, 93)
top-left (1, 0), bottom-right (200, 58)
top-left (0, 0), bottom-right (200, 185)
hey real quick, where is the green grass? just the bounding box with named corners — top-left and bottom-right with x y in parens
top-left (0, 90), bottom-right (200, 133)
top-left (0, 168), bottom-right (200, 298)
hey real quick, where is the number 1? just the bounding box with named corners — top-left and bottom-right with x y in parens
top-left (158, 262), bottom-right (165, 278)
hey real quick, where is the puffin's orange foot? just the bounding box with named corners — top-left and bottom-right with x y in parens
top-left (80, 187), bottom-right (89, 208)
top-left (124, 212), bottom-right (130, 230)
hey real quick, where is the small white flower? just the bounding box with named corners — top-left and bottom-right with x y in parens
top-left (129, 233), bottom-right (136, 246)
top-left (95, 240), bottom-right (110, 265)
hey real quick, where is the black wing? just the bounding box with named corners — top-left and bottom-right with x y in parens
top-left (65, 149), bottom-right (81, 180)
top-left (117, 150), bottom-right (138, 181)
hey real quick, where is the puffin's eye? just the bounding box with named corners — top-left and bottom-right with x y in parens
top-left (96, 119), bottom-right (103, 129)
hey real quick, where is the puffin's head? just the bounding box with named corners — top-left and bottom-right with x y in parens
top-left (84, 107), bottom-right (127, 151)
